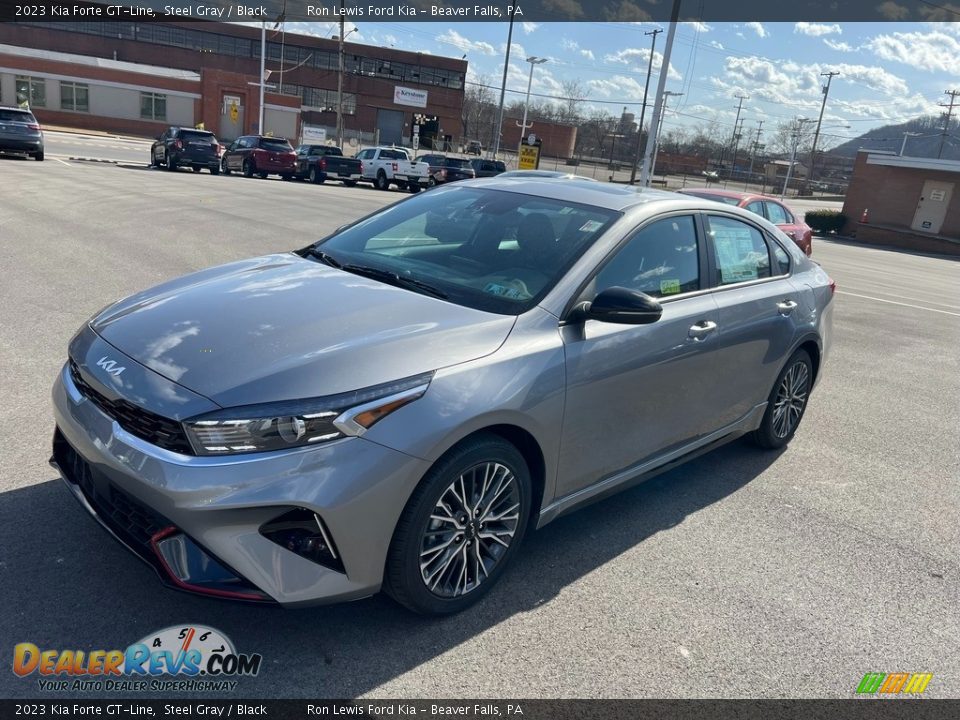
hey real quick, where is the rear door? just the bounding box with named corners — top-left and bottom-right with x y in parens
top-left (702, 212), bottom-right (801, 427)
top-left (557, 213), bottom-right (721, 497)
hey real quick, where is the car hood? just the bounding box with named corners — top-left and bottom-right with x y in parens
top-left (91, 253), bottom-right (516, 407)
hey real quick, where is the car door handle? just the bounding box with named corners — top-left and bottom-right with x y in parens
top-left (777, 300), bottom-right (799, 315)
top-left (688, 320), bottom-right (718, 340)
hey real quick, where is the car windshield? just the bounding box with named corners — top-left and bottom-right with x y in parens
top-left (0, 109), bottom-right (34, 122)
top-left (180, 131), bottom-right (216, 144)
top-left (308, 186), bottom-right (620, 315)
top-left (262, 138), bottom-right (293, 151)
top-left (682, 192), bottom-right (741, 206)
top-left (444, 158), bottom-right (472, 169)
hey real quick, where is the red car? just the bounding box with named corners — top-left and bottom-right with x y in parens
top-left (221, 135), bottom-right (296, 180)
top-left (677, 188), bottom-right (813, 255)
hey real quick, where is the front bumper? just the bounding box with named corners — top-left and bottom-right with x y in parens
top-left (51, 362), bottom-right (431, 606)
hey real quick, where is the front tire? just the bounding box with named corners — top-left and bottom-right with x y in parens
top-left (384, 433), bottom-right (531, 615)
top-left (408, 183), bottom-right (421, 193)
top-left (751, 349), bottom-right (813, 449)
top-left (192, 166), bottom-right (202, 173)
top-left (309, 167), bottom-right (324, 184)
top-left (34, 150), bottom-right (44, 161)
top-left (166, 155), bottom-right (177, 171)
top-left (342, 179), bottom-right (357, 187)
top-left (210, 166), bottom-right (220, 176)
top-left (243, 159), bottom-right (254, 178)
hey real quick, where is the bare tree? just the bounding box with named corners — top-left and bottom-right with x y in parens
top-left (462, 75), bottom-right (496, 146)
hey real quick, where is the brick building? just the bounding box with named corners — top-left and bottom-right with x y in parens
top-left (0, 21), bottom-right (467, 146)
top-left (842, 150), bottom-right (960, 255)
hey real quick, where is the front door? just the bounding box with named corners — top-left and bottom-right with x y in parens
top-left (911, 180), bottom-right (954, 234)
top-left (557, 214), bottom-right (720, 498)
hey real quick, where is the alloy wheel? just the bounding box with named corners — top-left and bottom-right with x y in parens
top-left (772, 361), bottom-right (810, 439)
top-left (419, 462), bottom-right (520, 598)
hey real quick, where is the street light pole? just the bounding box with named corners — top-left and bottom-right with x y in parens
top-left (639, 0), bottom-right (681, 186)
top-left (335, 0), bottom-right (345, 147)
top-left (258, 21), bottom-right (266, 134)
top-left (900, 131), bottom-right (921, 156)
top-left (517, 57), bottom-right (547, 154)
top-left (629, 28), bottom-right (661, 185)
top-left (649, 91), bottom-right (682, 182)
top-left (491, 15), bottom-right (515, 159)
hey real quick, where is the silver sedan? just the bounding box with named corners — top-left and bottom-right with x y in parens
top-left (52, 178), bottom-right (834, 615)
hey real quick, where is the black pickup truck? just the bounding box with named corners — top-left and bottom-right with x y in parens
top-left (294, 144), bottom-right (362, 185)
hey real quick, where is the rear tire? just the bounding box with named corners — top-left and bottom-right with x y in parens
top-left (243, 159), bottom-right (254, 178)
top-left (343, 179), bottom-right (357, 187)
top-left (309, 167), bottom-right (324, 184)
top-left (384, 433), bottom-right (531, 615)
top-left (166, 155), bottom-right (177, 171)
top-left (258, 172), bottom-right (269, 179)
top-left (192, 166), bottom-right (202, 173)
top-left (221, 159), bottom-right (231, 176)
top-left (751, 349), bottom-right (813, 450)
top-left (408, 183), bottom-right (421, 193)
top-left (210, 166), bottom-right (220, 176)
top-left (375, 171), bottom-right (389, 191)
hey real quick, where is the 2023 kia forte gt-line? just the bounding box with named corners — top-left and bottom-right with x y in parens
top-left (51, 179), bottom-right (834, 615)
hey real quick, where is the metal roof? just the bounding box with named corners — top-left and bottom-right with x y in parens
top-left (0, 43), bottom-right (201, 81)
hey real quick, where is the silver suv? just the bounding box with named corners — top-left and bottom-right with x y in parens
top-left (52, 179), bottom-right (834, 615)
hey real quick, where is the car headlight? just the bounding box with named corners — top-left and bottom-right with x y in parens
top-left (182, 372), bottom-right (433, 456)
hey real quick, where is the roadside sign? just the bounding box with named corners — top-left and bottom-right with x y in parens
top-left (301, 125), bottom-right (327, 144)
top-left (229, 103), bottom-right (239, 123)
top-left (519, 135), bottom-right (542, 170)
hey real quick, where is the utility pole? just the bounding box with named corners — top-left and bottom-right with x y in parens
top-left (937, 89), bottom-right (960, 159)
top-left (744, 120), bottom-right (763, 190)
top-left (782, 118), bottom-right (814, 199)
top-left (629, 28), bottom-right (661, 185)
top-left (335, 0), bottom-right (345, 147)
top-left (807, 70), bottom-right (840, 194)
top-left (730, 116), bottom-right (745, 181)
top-left (900, 130), bottom-right (921, 156)
top-left (491, 15), bottom-right (515, 159)
top-left (639, 0), bottom-right (681, 186)
top-left (727, 94), bottom-right (748, 176)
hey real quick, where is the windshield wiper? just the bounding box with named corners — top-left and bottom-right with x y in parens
top-left (341, 264), bottom-right (449, 300)
top-left (305, 248), bottom-right (343, 269)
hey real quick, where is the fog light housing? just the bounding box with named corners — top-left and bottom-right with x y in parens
top-left (259, 509), bottom-right (344, 573)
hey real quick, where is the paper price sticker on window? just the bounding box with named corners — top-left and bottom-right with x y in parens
top-left (660, 278), bottom-right (681, 295)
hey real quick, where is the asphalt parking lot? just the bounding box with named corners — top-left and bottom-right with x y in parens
top-left (0, 156), bottom-right (957, 700)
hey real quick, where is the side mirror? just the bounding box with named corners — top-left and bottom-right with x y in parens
top-left (578, 287), bottom-right (663, 325)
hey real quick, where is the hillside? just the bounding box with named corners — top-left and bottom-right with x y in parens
top-left (829, 116), bottom-right (960, 161)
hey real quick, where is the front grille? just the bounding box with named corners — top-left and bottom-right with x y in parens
top-left (69, 361), bottom-right (194, 454)
top-left (54, 431), bottom-right (172, 553)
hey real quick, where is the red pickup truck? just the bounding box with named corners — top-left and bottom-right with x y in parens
top-left (221, 135), bottom-right (296, 180)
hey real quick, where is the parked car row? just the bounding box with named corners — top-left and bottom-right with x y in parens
top-left (148, 127), bottom-right (509, 193)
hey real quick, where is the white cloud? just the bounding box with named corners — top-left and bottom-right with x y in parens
top-left (521, 22), bottom-right (540, 34)
top-left (561, 38), bottom-right (580, 51)
top-left (580, 49), bottom-right (595, 61)
top-left (745, 22), bottom-right (769, 39)
top-left (794, 22), bottom-right (843, 37)
top-left (824, 39), bottom-right (855, 52)
top-left (866, 29), bottom-right (960, 73)
top-left (833, 63), bottom-right (909, 96)
top-left (436, 29), bottom-right (496, 56)
top-left (501, 41), bottom-right (527, 58)
top-left (587, 75), bottom-right (648, 99)
top-left (604, 47), bottom-right (682, 80)
top-left (682, 22), bottom-right (712, 33)
top-left (283, 21), bottom-right (362, 42)
top-left (710, 40), bottom-right (725, 50)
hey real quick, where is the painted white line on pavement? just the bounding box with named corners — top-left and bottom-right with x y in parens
top-left (837, 290), bottom-right (960, 317)
top-left (52, 157), bottom-right (72, 167)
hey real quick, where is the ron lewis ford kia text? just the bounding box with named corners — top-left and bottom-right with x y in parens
top-left (51, 178), bottom-right (834, 615)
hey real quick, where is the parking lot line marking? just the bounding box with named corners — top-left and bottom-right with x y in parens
top-left (52, 157), bottom-right (73, 167)
top-left (837, 290), bottom-right (960, 317)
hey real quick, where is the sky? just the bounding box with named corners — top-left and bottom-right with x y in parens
top-left (278, 20), bottom-right (960, 148)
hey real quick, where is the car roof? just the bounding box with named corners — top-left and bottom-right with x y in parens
top-left (468, 177), bottom-right (716, 212)
top-left (0, 105), bottom-right (32, 112)
top-left (679, 187), bottom-right (790, 205)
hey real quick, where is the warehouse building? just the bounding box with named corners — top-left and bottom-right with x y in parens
top-left (0, 21), bottom-right (467, 146)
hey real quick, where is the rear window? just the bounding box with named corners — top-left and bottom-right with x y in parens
top-left (381, 149), bottom-right (407, 160)
top-left (0, 109), bottom-right (35, 123)
top-left (179, 130), bottom-right (216, 144)
top-left (682, 192), bottom-right (741, 206)
top-left (261, 138), bottom-right (293, 152)
top-left (444, 158), bottom-right (471, 169)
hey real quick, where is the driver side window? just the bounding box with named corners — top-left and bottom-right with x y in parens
top-left (594, 216), bottom-right (701, 298)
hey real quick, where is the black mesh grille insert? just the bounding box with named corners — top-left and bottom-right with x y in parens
top-left (69, 360), bottom-right (194, 454)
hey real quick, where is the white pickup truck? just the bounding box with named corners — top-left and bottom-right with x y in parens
top-left (355, 146), bottom-right (430, 193)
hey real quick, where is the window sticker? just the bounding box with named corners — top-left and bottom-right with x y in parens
top-left (483, 282), bottom-right (530, 300)
top-left (579, 219), bottom-right (604, 233)
top-left (660, 278), bottom-right (681, 295)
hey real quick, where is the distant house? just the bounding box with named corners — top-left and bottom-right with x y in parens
top-left (764, 159), bottom-right (808, 181)
top-left (841, 150), bottom-right (959, 253)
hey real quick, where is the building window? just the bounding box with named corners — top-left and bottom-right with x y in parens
top-left (15, 76), bottom-right (46, 108)
top-left (140, 92), bottom-right (167, 121)
top-left (61, 81), bottom-right (89, 112)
